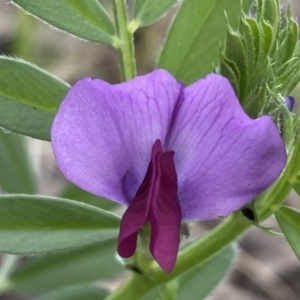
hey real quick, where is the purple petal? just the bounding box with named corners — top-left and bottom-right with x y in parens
top-left (149, 146), bottom-right (181, 273)
top-left (284, 96), bottom-right (294, 111)
top-left (166, 74), bottom-right (287, 220)
top-left (51, 70), bottom-right (182, 204)
top-left (118, 140), bottom-right (181, 273)
top-left (117, 148), bottom-right (154, 258)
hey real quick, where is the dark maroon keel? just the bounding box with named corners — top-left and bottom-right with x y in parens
top-left (118, 140), bottom-right (182, 273)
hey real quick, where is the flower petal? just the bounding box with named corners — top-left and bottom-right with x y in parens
top-left (117, 153), bottom-right (153, 258)
top-left (118, 140), bottom-right (181, 273)
top-left (285, 96), bottom-right (294, 111)
top-left (51, 70), bottom-right (182, 204)
top-left (117, 141), bottom-right (163, 258)
top-left (166, 74), bottom-right (287, 220)
top-left (150, 149), bottom-right (181, 273)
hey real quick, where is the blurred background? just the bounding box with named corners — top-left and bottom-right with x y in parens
top-left (0, 0), bottom-right (300, 299)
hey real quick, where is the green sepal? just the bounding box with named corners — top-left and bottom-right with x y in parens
top-left (261, 21), bottom-right (274, 57)
top-left (245, 76), bottom-right (267, 118)
top-left (261, 0), bottom-right (280, 35)
top-left (224, 28), bottom-right (247, 97)
top-left (220, 0), bottom-right (300, 118)
top-left (219, 54), bottom-right (240, 97)
top-left (246, 17), bottom-right (261, 65)
top-left (280, 20), bottom-right (299, 68)
top-left (239, 16), bottom-right (255, 83)
top-left (275, 103), bottom-right (295, 150)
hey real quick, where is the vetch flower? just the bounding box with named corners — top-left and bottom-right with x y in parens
top-left (285, 96), bottom-right (295, 111)
top-left (51, 70), bottom-right (286, 273)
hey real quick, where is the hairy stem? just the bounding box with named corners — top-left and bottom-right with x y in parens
top-left (257, 118), bottom-right (300, 220)
top-left (105, 211), bottom-right (252, 299)
top-left (113, 0), bottom-right (136, 81)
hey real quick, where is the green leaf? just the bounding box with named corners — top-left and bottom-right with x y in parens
top-left (0, 57), bottom-right (69, 140)
top-left (292, 175), bottom-right (300, 196)
top-left (134, 0), bottom-right (177, 27)
top-left (177, 244), bottom-right (237, 300)
top-left (0, 130), bottom-right (36, 193)
top-left (158, 0), bottom-right (253, 84)
top-left (61, 184), bottom-right (118, 211)
top-left (142, 244), bottom-right (237, 300)
top-left (275, 206), bottom-right (300, 260)
top-left (0, 97), bottom-right (55, 141)
top-left (12, 0), bottom-right (115, 44)
top-left (0, 195), bottom-right (120, 254)
top-left (11, 239), bottom-right (121, 293)
top-left (32, 284), bottom-right (108, 300)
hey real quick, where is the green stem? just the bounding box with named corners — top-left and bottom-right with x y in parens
top-left (257, 118), bottom-right (300, 220)
top-left (113, 0), bottom-right (136, 81)
top-left (105, 211), bottom-right (251, 300)
top-left (0, 255), bottom-right (20, 295)
top-left (105, 133), bottom-right (298, 299)
top-left (162, 279), bottom-right (179, 300)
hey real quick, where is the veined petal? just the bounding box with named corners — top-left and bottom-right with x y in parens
top-left (51, 70), bottom-right (182, 204)
top-left (166, 74), bottom-right (287, 220)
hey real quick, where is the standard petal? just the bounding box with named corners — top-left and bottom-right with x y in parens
top-left (166, 74), bottom-right (287, 220)
top-left (51, 70), bottom-right (182, 204)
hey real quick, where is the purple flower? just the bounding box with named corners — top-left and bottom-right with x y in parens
top-left (284, 96), bottom-right (295, 111)
top-left (51, 70), bottom-right (286, 272)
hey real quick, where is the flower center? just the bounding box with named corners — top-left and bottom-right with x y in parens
top-left (117, 139), bottom-right (182, 272)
